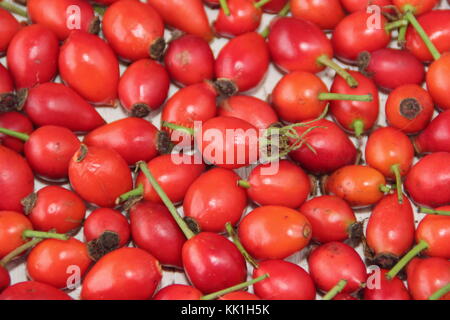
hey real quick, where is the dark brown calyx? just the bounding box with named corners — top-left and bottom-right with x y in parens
top-left (156, 130), bottom-right (174, 155)
top-left (16, 88), bottom-right (28, 111)
top-left (400, 98), bottom-right (422, 120)
top-left (87, 231), bottom-right (120, 261)
top-left (183, 217), bottom-right (201, 235)
top-left (0, 93), bottom-right (18, 113)
top-left (308, 175), bottom-right (318, 197)
top-left (214, 79), bottom-right (238, 97)
top-left (21, 192), bottom-right (38, 215)
top-left (76, 144), bottom-right (89, 162)
top-left (372, 252), bottom-right (400, 270)
top-left (348, 222), bottom-right (364, 246)
top-left (357, 51), bottom-right (374, 78)
top-left (131, 103), bottom-right (151, 118)
top-left (319, 175), bottom-right (329, 196)
top-left (88, 16), bottom-right (101, 35)
top-left (149, 37), bottom-right (166, 61)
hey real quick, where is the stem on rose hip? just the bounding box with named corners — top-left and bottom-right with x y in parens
top-left (116, 184), bottom-right (144, 204)
top-left (386, 240), bottom-right (429, 280)
top-left (0, 127), bottom-right (29, 141)
top-left (429, 283), bottom-right (450, 300)
top-left (261, 2), bottom-right (291, 38)
top-left (322, 279), bottom-right (348, 300)
top-left (254, 0), bottom-right (271, 9)
top-left (161, 121), bottom-right (195, 136)
top-left (316, 55), bottom-right (359, 88)
top-left (22, 230), bottom-right (69, 241)
top-left (0, 238), bottom-right (42, 267)
top-left (350, 119), bottom-right (365, 138)
top-left (419, 207), bottom-right (450, 216)
top-left (201, 274), bottom-right (269, 300)
top-left (237, 180), bottom-right (251, 189)
top-left (390, 164), bottom-right (403, 204)
top-left (219, 0), bottom-right (231, 16)
top-left (225, 222), bottom-right (259, 269)
top-left (0, 1), bottom-right (28, 18)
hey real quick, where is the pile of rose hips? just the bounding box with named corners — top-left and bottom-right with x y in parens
top-left (0, 0), bottom-right (449, 301)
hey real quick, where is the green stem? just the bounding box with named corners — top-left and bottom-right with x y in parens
top-left (219, 0), bottom-right (230, 16)
top-left (390, 164), bottom-right (403, 204)
top-left (225, 222), bottom-right (259, 269)
top-left (398, 22), bottom-right (408, 46)
top-left (261, 2), bottom-right (290, 38)
top-left (0, 127), bottom-right (29, 141)
top-left (161, 121), bottom-right (194, 136)
top-left (116, 184), bottom-right (144, 204)
top-left (419, 207), bottom-right (450, 216)
top-left (350, 119), bottom-right (365, 138)
top-left (323, 279), bottom-right (348, 300)
top-left (201, 274), bottom-right (269, 300)
top-left (138, 161), bottom-right (194, 239)
top-left (254, 0), bottom-right (271, 9)
top-left (92, 4), bottom-right (106, 16)
top-left (0, 237), bottom-right (43, 267)
top-left (0, 1), bottom-right (28, 17)
top-left (237, 180), bottom-right (251, 189)
top-left (385, 19), bottom-right (408, 32)
top-left (386, 240), bottom-right (429, 280)
top-left (22, 230), bottom-right (69, 241)
top-left (316, 55), bottom-right (359, 88)
top-left (318, 92), bottom-right (373, 102)
top-left (429, 283), bottom-right (450, 300)
top-left (379, 184), bottom-right (392, 193)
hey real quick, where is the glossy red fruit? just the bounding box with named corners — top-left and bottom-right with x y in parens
top-left (364, 269), bottom-right (411, 300)
top-left (239, 206), bottom-right (312, 260)
top-left (426, 53), bottom-right (450, 111)
top-left (84, 117), bottom-right (160, 165)
top-left (129, 201), bottom-right (186, 268)
top-left (27, 238), bottom-right (91, 289)
top-left (0, 63), bottom-right (14, 94)
top-left (148, 0), bottom-right (213, 42)
top-left (366, 194), bottom-right (415, 267)
top-left (28, 0), bottom-right (98, 40)
top-left (245, 160), bottom-right (312, 208)
top-left (405, 152), bottom-right (450, 207)
top-left (118, 59), bottom-right (170, 117)
top-left (22, 83), bottom-right (106, 133)
top-left (291, 0), bottom-right (345, 30)
top-left (393, 0), bottom-right (438, 15)
top-left (214, 0), bottom-right (264, 37)
top-left (341, 0), bottom-right (392, 12)
top-left (102, 0), bottom-right (164, 61)
top-left (258, 0), bottom-right (288, 13)
top-left (0, 112), bottom-right (33, 153)
top-left (26, 186), bottom-right (86, 234)
top-left (164, 35), bottom-right (215, 86)
top-left (81, 247), bottom-right (162, 300)
top-left (84, 208), bottom-right (130, 248)
top-left (184, 168), bottom-right (247, 233)
top-left (416, 211), bottom-right (450, 259)
top-left (0, 146), bottom-right (34, 213)
top-left (68, 145), bottom-right (133, 208)
top-left (299, 195), bottom-right (359, 243)
top-left (330, 70), bottom-right (379, 136)
top-left (0, 8), bottom-right (21, 55)
top-left (0, 211), bottom-right (32, 259)
top-left (289, 119), bottom-right (357, 175)
top-left (59, 31), bottom-right (119, 105)
top-left (407, 257), bottom-right (450, 300)
top-left (0, 266), bottom-right (10, 293)
top-left (182, 232), bottom-right (247, 294)
top-left (385, 84), bottom-right (434, 134)
top-left (215, 32), bottom-right (269, 94)
top-left (253, 260), bottom-right (316, 300)
top-left (153, 284), bottom-right (202, 300)
top-left (309, 242), bottom-right (367, 294)
top-left (413, 110), bottom-right (450, 154)
top-left (7, 24), bottom-right (59, 89)
top-left (332, 11), bottom-right (390, 63)
top-left (218, 95), bottom-right (278, 129)
top-left (0, 281), bottom-right (72, 300)
top-left (135, 154), bottom-right (206, 205)
top-left (358, 48), bottom-right (425, 92)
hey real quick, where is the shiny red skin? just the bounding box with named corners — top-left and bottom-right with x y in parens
top-left (84, 117), bottom-right (159, 165)
top-left (0, 281), bottom-right (72, 300)
top-left (196, 116), bottom-right (259, 169)
top-left (330, 70), bottom-right (379, 135)
top-left (363, 269), bottom-right (411, 300)
top-left (129, 201), bottom-right (186, 268)
top-left (362, 48), bottom-right (425, 91)
top-left (81, 247), bottom-right (162, 300)
top-left (68, 145), bottom-right (133, 208)
top-left (218, 95), bottom-right (278, 129)
top-left (59, 31), bottom-right (119, 105)
top-left (184, 168), bottom-right (247, 233)
top-left (0, 211), bottom-right (33, 259)
top-left (220, 291), bottom-right (261, 300)
top-left (0, 9), bottom-right (21, 55)
top-left (393, 0), bottom-right (438, 15)
top-left (22, 83), bottom-right (106, 133)
top-left (253, 260), bottom-right (316, 300)
top-left (0, 112), bottom-right (33, 153)
top-left (257, 0), bottom-right (288, 13)
top-left (407, 257), bottom-right (450, 300)
top-left (84, 208), bottom-right (130, 248)
top-left (416, 209), bottom-right (450, 259)
top-left (135, 154), bottom-right (205, 205)
top-left (103, 0), bottom-right (164, 61)
top-left (268, 17), bottom-right (333, 74)
top-left (405, 10), bottom-right (450, 63)
top-left (366, 194), bottom-right (415, 258)
top-left (215, 32), bottom-right (269, 92)
top-left (182, 232), bottom-right (247, 294)
top-left (340, 0), bottom-right (392, 12)
top-left (0, 63), bottom-right (14, 93)
top-left (299, 195), bottom-right (357, 243)
top-left (291, 0), bottom-right (345, 30)
top-left (414, 110), bottom-right (450, 154)
top-left (27, 238), bottom-right (91, 289)
top-left (148, 0), bottom-right (213, 42)
top-left (238, 206), bottom-right (312, 260)
top-left (153, 284), bottom-right (202, 300)
top-left (0, 266), bottom-right (10, 293)
top-left (28, 186), bottom-right (86, 234)
top-left (426, 53), bottom-right (450, 111)
top-left (247, 160), bottom-right (311, 208)
top-left (0, 146), bottom-right (34, 213)
top-left (164, 35), bottom-right (215, 86)
top-left (118, 59), bottom-right (170, 114)
top-left (289, 119), bottom-right (357, 175)
top-left (28, 0), bottom-right (96, 40)
top-left (214, 0), bottom-right (263, 37)
top-left (161, 82), bottom-right (217, 146)
top-left (332, 11), bottom-right (390, 63)
top-left (7, 24), bottom-right (59, 89)
top-left (308, 242), bottom-right (367, 293)
top-left (25, 125), bottom-right (81, 180)
top-left (405, 152), bottom-right (450, 207)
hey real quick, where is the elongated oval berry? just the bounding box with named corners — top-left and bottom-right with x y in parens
top-left (413, 110), bottom-right (450, 154)
top-left (0, 8), bottom-right (21, 55)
